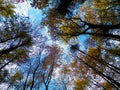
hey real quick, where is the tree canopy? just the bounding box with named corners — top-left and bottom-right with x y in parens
top-left (0, 0), bottom-right (120, 90)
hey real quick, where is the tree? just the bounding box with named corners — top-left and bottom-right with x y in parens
top-left (40, 45), bottom-right (60, 90)
top-left (12, 44), bottom-right (61, 90)
top-left (0, 15), bottom-right (32, 84)
top-left (70, 44), bottom-right (120, 89)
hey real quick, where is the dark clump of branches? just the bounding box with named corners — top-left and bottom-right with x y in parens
top-left (70, 44), bottom-right (79, 53)
top-left (56, 0), bottom-right (73, 15)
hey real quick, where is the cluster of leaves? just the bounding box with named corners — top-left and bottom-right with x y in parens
top-left (0, 0), bottom-right (15, 17)
top-left (73, 79), bottom-right (88, 90)
top-left (79, 0), bottom-right (120, 24)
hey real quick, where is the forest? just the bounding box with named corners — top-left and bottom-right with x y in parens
top-left (0, 0), bottom-right (120, 90)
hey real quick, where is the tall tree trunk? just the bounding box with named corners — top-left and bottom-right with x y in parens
top-left (30, 63), bottom-right (39, 90)
top-left (23, 64), bottom-right (31, 90)
top-left (0, 58), bottom-right (15, 70)
top-left (79, 56), bottom-right (120, 90)
top-left (45, 85), bottom-right (48, 90)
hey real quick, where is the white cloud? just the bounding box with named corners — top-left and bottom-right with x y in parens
top-left (14, 1), bottom-right (31, 16)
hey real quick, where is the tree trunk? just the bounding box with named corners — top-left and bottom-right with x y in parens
top-left (45, 85), bottom-right (48, 90)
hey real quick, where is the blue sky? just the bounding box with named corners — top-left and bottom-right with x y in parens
top-left (28, 8), bottom-right (42, 26)
top-left (14, 1), bottom-right (42, 26)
